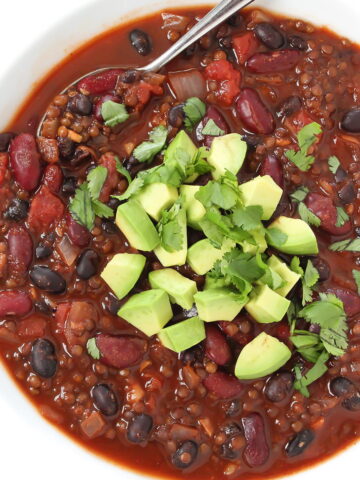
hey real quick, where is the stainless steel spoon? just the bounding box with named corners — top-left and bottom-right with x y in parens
top-left (38, 0), bottom-right (255, 135)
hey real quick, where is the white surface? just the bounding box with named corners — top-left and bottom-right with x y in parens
top-left (0, 0), bottom-right (359, 479)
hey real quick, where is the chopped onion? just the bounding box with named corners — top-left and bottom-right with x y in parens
top-left (56, 236), bottom-right (79, 266)
top-left (161, 13), bottom-right (190, 32)
top-left (168, 69), bottom-right (207, 101)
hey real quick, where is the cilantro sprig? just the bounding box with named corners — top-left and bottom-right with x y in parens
top-left (201, 119), bottom-right (225, 136)
top-left (328, 155), bottom-right (341, 175)
top-left (330, 238), bottom-right (360, 252)
top-left (133, 125), bottom-right (168, 163)
top-left (101, 101), bottom-right (129, 127)
top-left (285, 122), bottom-right (322, 171)
top-left (157, 200), bottom-right (185, 252)
top-left (183, 97), bottom-right (206, 129)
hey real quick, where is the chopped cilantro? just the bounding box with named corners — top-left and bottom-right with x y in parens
top-left (232, 206), bottom-right (263, 231)
top-left (298, 202), bottom-right (321, 227)
top-left (101, 101), bottom-right (129, 127)
top-left (294, 350), bottom-right (330, 398)
top-left (285, 122), bottom-right (322, 171)
top-left (336, 207), bottom-right (349, 227)
top-left (157, 201), bottom-right (184, 252)
top-left (302, 260), bottom-right (319, 305)
top-left (87, 166), bottom-right (108, 201)
top-left (201, 119), bottom-right (225, 136)
top-left (133, 125), bottom-right (168, 163)
top-left (328, 155), bottom-right (341, 175)
top-left (330, 238), bottom-right (360, 252)
top-left (183, 97), bottom-right (206, 129)
top-left (115, 157), bottom-right (132, 185)
top-left (86, 338), bottom-right (100, 360)
top-left (353, 269), bottom-right (360, 295)
top-left (265, 227), bottom-right (288, 246)
top-left (290, 186), bottom-right (309, 203)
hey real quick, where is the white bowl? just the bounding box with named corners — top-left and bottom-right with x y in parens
top-left (0, 0), bottom-right (359, 478)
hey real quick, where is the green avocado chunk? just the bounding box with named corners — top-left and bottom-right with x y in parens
top-left (101, 253), bottom-right (146, 300)
top-left (268, 216), bottom-right (319, 255)
top-left (235, 332), bottom-right (292, 380)
top-left (180, 185), bottom-right (206, 229)
top-left (208, 133), bottom-right (247, 180)
top-left (267, 255), bottom-right (301, 297)
top-left (204, 275), bottom-right (227, 290)
top-left (194, 288), bottom-right (247, 322)
top-left (239, 175), bottom-right (283, 221)
top-left (187, 238), bottom-right (235, 275)
top-left (118, 289), bottom-right (173, 336)
top-left (154, 207), bottom-right (188, 267)
top-left (158, 316), bottom-right (205, 353)
top-left (241, 229), bottom-right (267, 255)
top-left (115, 200), bottom-right (160, 251)
top-left (245, 285), bottom-right (290, 324)
top-left (164, 130), bottom-right (198, 183)
top-left (149, 268), bottom-right (198, 310)
top-left (134, 183), bottom-right (178, 221)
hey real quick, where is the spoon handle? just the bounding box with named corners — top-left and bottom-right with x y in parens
top-left (140, 0), bottom-right (255, 72)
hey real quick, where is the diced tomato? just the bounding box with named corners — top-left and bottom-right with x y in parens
top-left (205, 59), bottom-right (241, 106)
top-left (285, 109), bottom-right (321, 138)
top-left (0, 153), bottom-right (9, 186)
top-left (132, 81), bottom-right (163, 106)
top-left (28, 185), bottom-right (65, 231)
top-left (43, 164), bottom-right (63, 193)
top-left (232, 32), bottom-right (259, 65)
top-left (54, 303), bottom-right (71, 335)
top-left (98, 152), bottom-right (119, 203)
top-left (18, 316), bottom-right (47, 339)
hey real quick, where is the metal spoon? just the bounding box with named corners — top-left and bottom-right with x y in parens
top-left (38, 0), bottom-right (255, 135)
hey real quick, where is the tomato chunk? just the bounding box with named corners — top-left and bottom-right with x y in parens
top-left (98, 152), bottom-right (119, 203)
top-left (28, 185), bottom-right (65, 231)
top-left (205, 59), bottom-right (241, 106)
top-left (232, 32), bottom-right (259, 65)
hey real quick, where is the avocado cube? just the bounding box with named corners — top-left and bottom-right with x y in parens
top-left (158, 316), bottom-right (205, 353)
top-left (268, 216), bottom-right (319, 255)
top-left (134, 183), bottom-right (178, 221)
top-left (101, 253), bottom-right (146, 300)
top-left (208, 133), bottom-right (247, 180)
top-left (204, 275), bottom-right (227, 290)
top-left (149, 268), bottom-right (197, 310)
top-left (180, 185), bottom-right (206, 230)
top-left (241, 229), bottom-right (267, 255)
top-left (154, 208), bottom-right (187, 267)
top-left (164, 130), bottom-right (198, 183)
top-left (187, 238), bottom-right (234, 275)
top-left (235, 332), bottom-right (291, 380)
top-left (194, 288), bottom-right (246, 322)
top-left (115, 200), bottom-right (160, 251)
top-left (118, 289), bottom-right (173, 336)
top-left (267, 255), bottom-right (301, 297)
top-left (239, 175), bottom-right (283, 220)
top-left (245, 285), bottom-right (290, 324)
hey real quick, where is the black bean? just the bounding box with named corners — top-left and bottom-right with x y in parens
top-left (102, 219), bottom-right (119, 235)
top-left (224, 399), bottom-right (243, 417)
top-left (30, 266), bottom-right (66, 294)
top-left (58, 137), bottom-right (76, 159)
top-left (288, 35), bottom-right (308, 51)
top-left (339, 182), bottom-right (356, 204)
top-left (62, 176), bottom-right (77, 195)
top-left (329, 376), bottom-right (355, 397)
top-left (127, 413), bottom-right (153, 443)
top-left (264, 372), bottom-right (294, 403)
top-left (35, 244), bottom-right (52, 259)
top-left (107, 197), bottom-right (121, 211)
top-left (172, 441), bottom-right (198, 469)
top-left (76, 249), bottom-right (99, 280)
top-left (70, 146), bottom-right (94, 168)
top-left (226, 14), bottom-right (244, 27)
top-left (182, 43), bottom-right (197, 59)
top-left (311, 257), bottom-right (330, 282)
top-left (277, 95), bottom-right (302, 118)
top-left (335, 166), bottom-right (348, 183)
top-left (92, 384), bottom-right (119, 416)
top-left (119, 69), bottom-right (140, 84)
top-left (30, 338), bottom-right (57, 378)
top-left (342, 393), bottom-right (360, 411)
top-left (129, 29), bottom-right (152, 56)
top-left (220, 439), bottom-right (238, 459)
top-left (254, 23), bottom-right (285, 50)
top-left (180, 345), bottom-right (203, 364)
top-left (0, 132), bottom-right (15, 152)
top-left (241, 134), bottom-right (262, 150)
top-left (341, 109), bottom-right (360, 133)
top-left (168, 104), bottom-right (185, 128)
top-left (105, 294), bottom-right (122, 316)
top-left (35, 299), bottom-right (53, 314)
top-left (68, 94), bottom-right (92, 116)
top-left (221, 422), bottom-right (242, 438)
top-left (4, 198), bottom-right (29, 221)
top-left (286, 429), bottom-right (315, 457)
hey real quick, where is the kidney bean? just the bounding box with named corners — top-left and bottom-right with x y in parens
top-left (62, 176), bottom-right (77, 196)
top-left (204, 325), bottom-right (231, 366)
top-left (30, 266), bottom-right (66, 294)
top-left (172, 440), bottom-right (198, 469)
top-left (43, 164), bottom-right (63, 193)
top-left (242, 413), bottom-right (269, 467)
top-left (77, 69), bottom-right (123, 95)
top-left (341, 109), bottom-right (360, 133)
top-left (264, 372), bottom-right (294, 403)
top-left (311, 257), bottom-right (330, 282)
top-left (0, 132), bottom-right (15, 152)
top-left (288, 35), bottom-right (308, 51)
top-left (8, 226), bottom-right (33, 274)
top-left (30, 338), bottom-right (57, 378)
top-left (286, 429), bottom-right (315, 457)
top-left (236, 88), bottom-right (275, 135)
top-left (196, 106), bottom-right (230, 147)
top-left (329, 376), bottom-right (355, 397)
top-left (0, 290), bottom-right (32, 316)
top-left (76, 249), bottom-right (100, 280)
top-left (260, 154), bottom-right (283, 186)
top-left (338, 182), bottom-right (356, 204)
top-left (57, 137), bottom-right (76, 160)
top-left (127, 413), bottom-right (153, 443)
top-left (254, 23), bottom-right (285, 50)
top-left (342, 393), bottom-right (360, 411)
top-left (168, 104), bottom-right (185, 128)
top-left (4, 198), bottom-right (29, 221)
top-left (66, 214), bottom-right (91, 247)
top-left (96, 334), bottom-right (144, 369)
top-left (203, 372), bottom-right (244, 399)
top-left (9, 133), bottom-right (41, 191)
top-left (305, 193), bottom-right (352, 235)
top-left (247, 49), bottom-right (301, 74)
top-left (129, 29), bottom-right (152, 56)
top-left (94, 94), bottom-right (120, 122)
top-left (277, 95), bottom-right (302, 118)
top-left (92, 384), bottom-right (119, 416)
top-left (326, 288), bottom-right (360, 317)
top-left (37, 137), bottom-right (59, 164)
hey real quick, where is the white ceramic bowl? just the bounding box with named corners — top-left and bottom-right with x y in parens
top-left (0, 0), bottom-right (359, 478)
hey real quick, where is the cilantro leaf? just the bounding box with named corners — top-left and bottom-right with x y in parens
top-left (265, 227), bottom-right (288, 246)
top-left (101, 101), bottom-right (129, 127)
top-left (196, 177), bottom-right (240, 210)
top-left (290, 186), bottom-right (309, 203)
top-left (285, 122), bottom-right (322, 171)
top-left (290, 256), bottom-right (304, 276)
top-left (69, 183), bottom-right (95, 231)
top-left (299, 294), bottom-right (346, 330)
top-left (232, 206), bottom-right (263, 231)
top-left (328, 155), bottom-right (341, 174)
top-left (294, 350), bottom-right (330, 398)
top-left (298, 202), bottom-right (321, 227)
top-left (198, 218), bottom-right (226, 248)
top-left (336, 207), bottom-right (349, 227)
top-left (92, 200), bottom-right (114, 219)
top-left (157, 201), bottom-right (184, 252)
top-left (133, 125), bottom-right (168, 163)
top-left (330, 238), bottom-right (360, 252)
top-left (260, 268), bottom-right (284, 290)
top-left (86, 338), bottom-right (100, 360)
top-left (302, 260), bottom-right (319, 305)
top-left (201, 119), bottom-right (225, 136)
top-left (353, 269), bottom-right (360, 295)
top-left (320, 316), bottom-right (348, 357)
top-left (115, 157), bottom-right (132, 185)
top-left (87, 166), bottom-right (108, 201)
top-left (183, 97), bottom-right (206, 129)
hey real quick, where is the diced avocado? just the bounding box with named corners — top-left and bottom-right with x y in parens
top-left (204, 275), bottom-right (227, 290)
top-left (208, 133), bottom-right (247, 180)
top-left (268, 216), bottom-right (319, 255)
top-left (180, 185), bottom-right (206, 229)
top-left (164, 130), bottom-right (198, 182)
top-left (194, 288), bottom-right (246, 322)
top-left (116, 200), bottom-right (160, 251)
top-left (235, 332), bottom-right (291, 380)
top-left (245, 285), bottom-right (290, 324)
top-left (158, 316), bottom-right (205, 353)
top-left (101, 253), bottom-right (146, 300)
top-left (154, 208), bottom-right (187, 267)
top-left (241, 229), bottom-right (267, 255)
top-left (118, 289), bottom-right (172, 336)
top-left (187, 238), bottom-right (235, 275)
top-left (134, 183), bottom-right (178, 221)
top-left (239, 175), bottom-right (283, 220)
top-left (149, 268), bottom-right (198, 310)
top-left (267, 255), bottom-right (301, 297)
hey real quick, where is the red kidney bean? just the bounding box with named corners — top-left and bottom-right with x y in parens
top-left (236, 88), bottom-right (275, 135)
top-left (66, 213), bottom-right (91, 247)
top-left (341, 109), bottom-right (360, 133)
top-left (77, 69), bottom-right (123, 95)
top-left (247, 49), bottom-right (301, 74)
top-left (43, 164), bottom-right (63, 193)
top-left (196, 106), bottom-right (230, 147)
top-left (260, 154), bottom-right (283, 186)
top-left (203, 372), bottom-right (244, 399)
top-left (242, 413), bottom-right (269, 467)
top-left (94, 94), bottom-right (120, 122)
top-left (8, 226), bottom-right (33, 274)
top-left (326, 288), bottom-right (360, 317)
top-left (204, 325), bottom-right (231, 366)
top-left (0, 290), bottom-right (32, 316)
top-left (305, 193), bottom-right (352, 235)
top-left (9, 133), bottom-right (41, 191)
top-left (96, 334), bottom-right (145, 369)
